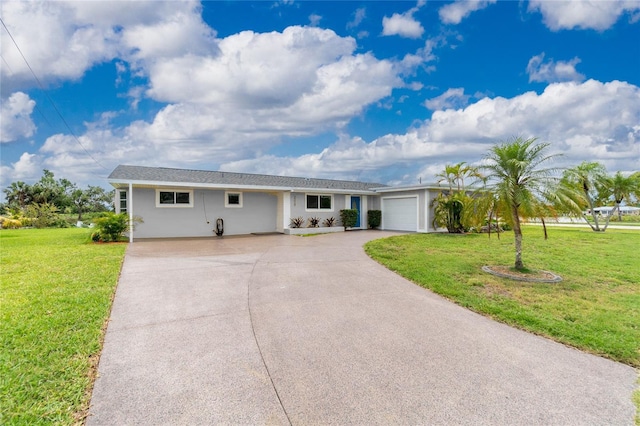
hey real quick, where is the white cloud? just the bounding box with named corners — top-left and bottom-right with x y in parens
top-left (11, 24), bottom-right (406, 182)
top-left (526, 53), bottom-right (585, 83)
top-left (439, 0), bottom-right (497, 25)
top-left (146, 27), bottom-right (356, 105)
top-left (11, 76), bottom-right (638, 187)
top-left (0, 152), bottom-right (41, 188)
top-left (12, 152), bottom-right (39, 178)
top-left (528, 0), bottom-right (640, 31)
top-left (309, 14), bottom-right (322, 27)
top-left (140, 26), bottom-right (403, 150)
top-left (347, 7), bottom-right (366, 29)
top-left (0, 92), bottom-right (36, 143)
top-left (382, 2), bottom-right (425, 39)
top-left (218, 79), bottom-right (640, 182)
top-left (120, 5), bottom-right (216, 66)
top-left (0, 91), bottom-right (36, 142)
top-left (424, 88), bottom-right (470, 110)
top-left (0, 0), bottom-right (211, 94)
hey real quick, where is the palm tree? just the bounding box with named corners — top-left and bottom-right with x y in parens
top-left (436, 162), bottom-right (481, 191)
top-left (608, 171), bottom-right (640, 222)
top-left (3, 181), bottom-right (33, 211)
top-left (482, 137), bottom-right (560, 270)
top-left (433, 162), bottom-right (482, 233)
top-left (431, 191), bottom-right (468, 233)
top-left (562, 162), bottom-right (610, 231)
top-left (630, 171), bottom-right (640, 204)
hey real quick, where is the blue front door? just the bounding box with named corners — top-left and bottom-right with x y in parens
top-left (351, 196), bottom-right (361, 228)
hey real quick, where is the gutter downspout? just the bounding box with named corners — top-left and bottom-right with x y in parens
top-left (129, 182), bottom-right (133, 243)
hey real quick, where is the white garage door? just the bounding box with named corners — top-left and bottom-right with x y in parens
top-left (382, 197), bottom-right (418, 231)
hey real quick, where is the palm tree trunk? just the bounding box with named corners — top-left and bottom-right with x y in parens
top-left (603, 206), bottom-right (617, 231)
top-left (487, 208), bottom-right (493, 239)
top-left (585, 192), bottom-right (601, 231)
top-left (617, 201), bottom-right (623, 221)
top-left (581, 213), bottom-right (598, 231)
top-left (541, 217), bottom-right (548, 240)
top-left (512, 206), bottom-right (524, 270)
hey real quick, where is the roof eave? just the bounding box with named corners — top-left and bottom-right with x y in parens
top-left (108, 178), bottom-right (378, 194)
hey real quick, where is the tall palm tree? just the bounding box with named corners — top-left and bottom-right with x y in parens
top-left (562, 161), bottom-right (610, 231)
top-left (482, 137), bottom-right (560, 270)
top-left (436, 162), bottom-right (481, 191)
top-left (436, 163), bottom-right (462, 191)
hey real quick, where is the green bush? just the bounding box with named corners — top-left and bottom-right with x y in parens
top-left (339, 209), bottom-right (358, 229)
top-left (0, 217), bottom-right (22, 229)
top-left (431, 192), bottom-right (468, 233)
top-left (367, 210), bottom-right (381, 229)
top-left (94, 212), bottom-right (129, 242)
top-left (25, 203), bottom-right (60, 229)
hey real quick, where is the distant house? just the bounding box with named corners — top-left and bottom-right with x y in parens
top-left (588, 206), bottom-right (640, 216)
top-left (108, 165), bottom-right (449, 241)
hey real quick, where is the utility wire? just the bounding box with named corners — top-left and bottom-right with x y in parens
top-left (0, 17), bottom-right (109, 172)
top-left (1, 53), bottom-right (57, 131)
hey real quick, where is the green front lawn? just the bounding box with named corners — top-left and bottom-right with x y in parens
top-left (0, 228), bottom-right (126, 425)
top-left (365, 227), bottom-right (640, 367)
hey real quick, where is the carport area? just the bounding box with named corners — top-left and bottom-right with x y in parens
top-left (87, 231), bottom-right (636, 425)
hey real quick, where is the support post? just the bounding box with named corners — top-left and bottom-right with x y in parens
top-left (129, 182), bottom-right (133, 243)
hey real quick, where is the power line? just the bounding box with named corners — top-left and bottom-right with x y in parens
top-left (0, 17), bottom-right (109, 172)
top-left (1, 53), bottom-right (56, 131)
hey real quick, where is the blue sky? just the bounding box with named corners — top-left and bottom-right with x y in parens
top-left (1, 0), bottom-right (639, 192)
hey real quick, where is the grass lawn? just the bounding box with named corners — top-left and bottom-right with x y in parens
top-left (0, 228), bottom-right (126, 425)
top-left (365, 227), bottom-right (640, 367)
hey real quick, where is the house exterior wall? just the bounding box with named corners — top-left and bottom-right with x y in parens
top-left (286, 192), bottom-right (378, 229)
top-left (289, 191), bottom-right (346, 227)
top-left (368, 196), bottom-right (381, 211)
top-left (130, 187), bottom-right (278, 238)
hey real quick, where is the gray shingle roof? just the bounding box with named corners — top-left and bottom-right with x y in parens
top-left (108, 165), bottom-right (387, 191)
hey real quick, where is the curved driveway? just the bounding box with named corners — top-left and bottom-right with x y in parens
top-left (88, 231), bottom-right (637, 425)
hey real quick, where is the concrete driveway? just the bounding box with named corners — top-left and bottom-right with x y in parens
top-left (88, 231), bottom-right (637, 425)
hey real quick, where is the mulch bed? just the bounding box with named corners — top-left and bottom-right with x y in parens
top-left (482, 265), bottom-right (562, 283)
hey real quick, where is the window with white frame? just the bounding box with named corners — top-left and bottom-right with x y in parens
top-left (119, 190), bottom-right (127, 214)
top-left (156, 189), bottom-right (193, 207)
top-left (306, 194), bottom-right (332, 211)
top-left (225, 191), bottom-right (243, 208)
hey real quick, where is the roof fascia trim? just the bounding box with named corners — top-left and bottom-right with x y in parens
top-left (373, 184), bottom-right (445, 192)
top-left (108, 179), bottom-right (378, 195)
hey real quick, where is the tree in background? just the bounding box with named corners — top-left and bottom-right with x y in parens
top-left (631, 172), bottom-right (640, 205)
top-left (3, 181), bottom-right (33, 211)
top-left (609, 171), bottom-right (640, 221)
top-left (561, 163), bottom-right (640, 230)
top-left (72, 185), bottom-right (112, 220)
top-left (481, 137), bottom-right (560, 270)
top-left (561, 161), bottom-right (610, 231)
top-left (1, 170), bottom-right (114, 227)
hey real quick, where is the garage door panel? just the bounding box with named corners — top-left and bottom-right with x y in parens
top-left (383, 197), bottom-right (417, 231)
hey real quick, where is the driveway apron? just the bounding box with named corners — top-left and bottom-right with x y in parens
top-left (87, 231), bottom-right (637, 425)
